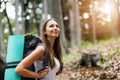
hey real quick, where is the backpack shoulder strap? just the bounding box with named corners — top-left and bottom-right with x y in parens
top-left (42, 46), bottom-right (49, 67)
top-left (37, 44), bottom-right (49, 72)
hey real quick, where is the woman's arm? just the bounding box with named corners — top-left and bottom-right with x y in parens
top-left (15, 46), bottom-right (49, 78)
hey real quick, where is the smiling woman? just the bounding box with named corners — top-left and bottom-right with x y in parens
top-left (14, 18), bottom-right (63, 80)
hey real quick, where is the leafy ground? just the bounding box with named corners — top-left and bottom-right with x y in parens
top-left (56, 39), bottom-right (120, 80)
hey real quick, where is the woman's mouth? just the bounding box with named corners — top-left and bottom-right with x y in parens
top-left (53, 30), bottom-right (59, 34)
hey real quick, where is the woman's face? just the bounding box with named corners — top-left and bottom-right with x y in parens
top-left (45, 20), bottom-right (60, 38)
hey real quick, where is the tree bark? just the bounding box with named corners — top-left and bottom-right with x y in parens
top-left (15, 0), bottom-right (19, 34)
top-left (61, 0), bottom-right (71, 45)
top-left (0, 58), bottom-right (5, 80)
top-left (33, 2), bottom-right (40, 35)
top-left (91, 0), bottom-right (97, 41)
top-left (111, 0), bottom-right (119, 38)
top-left (0, 19), bottom-right (6, 62)
top-left (42, 0), bottom-right (48, 20)
top-left (117, 0), bottom-right (120, 34)
top-left (79, 51), bottom-right (101, 67)
top-left (4, 4), bottom-right (13, 35)
top-left (21, 0), bottom-right (30, 33)
top-left (69, 0), bottom-right (81, 45)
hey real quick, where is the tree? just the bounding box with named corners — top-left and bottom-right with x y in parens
top-left (32, 2), bottom-right (41, 35)
top-left (61, 0), bottom-right (71, 47)
top-left (15, 0), bottom-right (19, 34)
top-left (69, 0), bottom-right (81, 45)
top-left (91, 0), bottom-right (97, 41)
top-left (21, 0), bottom-right (30, 33)
top-left (117, 0), bottom-right (120, 34)
top-left (0, 18), bottom-right (6, 62)
top-left (20, 0), bottom-right (42, 34)
top-left (4, 1), bottom-right (13, 35)
top-left (110, 0), bottom-right (119, 38)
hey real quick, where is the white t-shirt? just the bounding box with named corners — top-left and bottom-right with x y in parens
top-left (34, 57), bottom-right (60, 80)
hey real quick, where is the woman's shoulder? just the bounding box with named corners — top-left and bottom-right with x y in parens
top-left (38, 43), bottom-right (45, 47)
top-left (35, 44), bottom-right (47, 60)
top-left (35, 44), bottom-right (45, 52)
top-left (30, 45), bottom-right (45, 60)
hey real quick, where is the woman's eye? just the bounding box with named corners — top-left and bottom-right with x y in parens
top-left (49, 25), bottom-right (54, 27)
top-left (56, 25), bottom-right (59, 28)
top-left (49, 24), bottom-right (59, 28)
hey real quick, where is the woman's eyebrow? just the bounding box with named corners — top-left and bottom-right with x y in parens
top-left (49, 24), bottom-right (58, 26)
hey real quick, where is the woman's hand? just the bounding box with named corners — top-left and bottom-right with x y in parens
top-left (38, 66), bottom-right (50, 78)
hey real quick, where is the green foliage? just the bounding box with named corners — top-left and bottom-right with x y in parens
top-left (100, 72), bottom-right (109, 79)
top-left (81, 41), bottom-right (94, 48)
top-left (113, 47), bottom-right (120, 56)
top-left (24, 32), bottom-right (35, 37)
top-left (81, 37), bottom-right (120, 49)
top-left (30, 24), bottom-right (38, 34)
top-left (63, 53), bottom-right (81, 64)
top-left (24, 33), bottom-right (38, 40)
top-left (98, 58), bottom-right (105, 67)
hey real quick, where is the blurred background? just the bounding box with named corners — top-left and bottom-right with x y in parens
top-left (0, 0), bottom-right (120, 80)
top-left (0, 0), bottom-right (120, 61)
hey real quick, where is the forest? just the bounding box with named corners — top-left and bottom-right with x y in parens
top-left (0, 0), bottom-right (120, 80)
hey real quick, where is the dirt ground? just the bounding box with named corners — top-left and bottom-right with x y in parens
top-left (56, 41), bottom-right (120, 80)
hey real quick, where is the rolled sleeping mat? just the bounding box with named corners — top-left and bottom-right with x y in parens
top-left (4, 35), bottom-right (24, 80)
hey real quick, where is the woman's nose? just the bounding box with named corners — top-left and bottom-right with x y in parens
top-left (54, 25), bottom-right (58, 29)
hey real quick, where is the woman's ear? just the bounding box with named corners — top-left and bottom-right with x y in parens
top-left (44, 32), bottom-right (47, 37)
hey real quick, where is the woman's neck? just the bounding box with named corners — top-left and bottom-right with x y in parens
top-left (47, 37), bottom-right (56, 56)
top-left (47, 37), bottom-right (55, 49)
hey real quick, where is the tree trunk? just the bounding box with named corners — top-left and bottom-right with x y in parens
top-left (110, 0), bottom-right (119, 38)
top-left (15, 0), bottom-right (19, 34)
top-left (21, 0), bottom-right (30, 33)
top-left (91, 0), bottom-right (97, 41)
top-left (61, 0), bottom-right (71, 46)
top-left (0, 20), bottom-right (3, 42)
top-left (69, 0), bottom-right (81, 46)
top-left (33, 2), bottom-right (40, 35)
top-left (0, 20), bottom-right (5, 80)
top-left (117, 0), bottom-right (120, 34)
top-left (0, 58), bottom-right (5, 80)
top-left (25, 19), bottom-right (30, 33)
top-left (75, 0), bottom-right (81, 45)
top-left (42, 0), bottom-right (48, 20)
top-left (79, 51), bottom-right (102, 67)
top-left (4, 4), bottom-right (13, 35)
top-left (0, 19), bottom-right (6, 62)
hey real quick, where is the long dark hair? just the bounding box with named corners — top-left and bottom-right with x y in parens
top-left (41, 18), bottom-right (63, 71)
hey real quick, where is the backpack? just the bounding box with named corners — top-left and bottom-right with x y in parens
top-left (21, 33), bottom-right (49, 80)
top-left (5, 34), bottom-right (49, 80)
